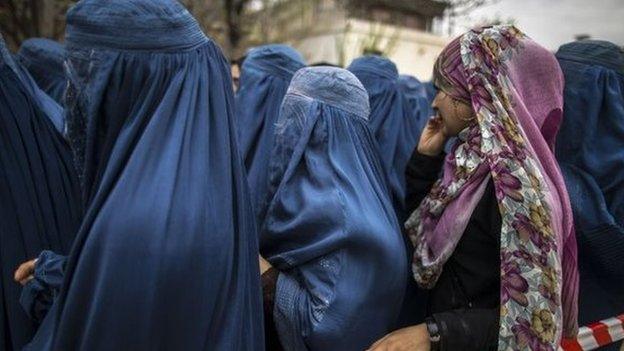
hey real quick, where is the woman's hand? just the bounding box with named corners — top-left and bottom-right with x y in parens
top-left (417, 115), bottom-right (448, 157)
top-left (14, 259), bottom-right (37, 286)
top-left (367, 324), bottom-right (431, 351)
top-left (259, 256), bottom-right (272, 275)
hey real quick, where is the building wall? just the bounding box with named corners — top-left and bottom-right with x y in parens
top-left (290, 19), bottom-right (448, 80)
top-left (247, 0), bottom-right (449, 80)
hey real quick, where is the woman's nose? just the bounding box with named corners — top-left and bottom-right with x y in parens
top-left (431, 93), bottom-right (440, 109)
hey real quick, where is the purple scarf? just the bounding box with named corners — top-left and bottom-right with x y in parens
top-left (406, 26), bottom-right (579, 350)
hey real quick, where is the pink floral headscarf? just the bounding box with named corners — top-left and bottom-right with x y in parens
top-left (406, 26), bottom-right (579, 350)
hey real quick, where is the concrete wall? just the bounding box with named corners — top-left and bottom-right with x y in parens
top-left (249, 0), bottom-right (449, 80)
top-left (288, 19), bottom-right (448, 80)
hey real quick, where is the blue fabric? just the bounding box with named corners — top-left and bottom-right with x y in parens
top-left (555, 40), bottom-right (624, 325)
top-left (26, 1), bottom-right (264, 350)
top-left (0, 35), bottom-right (81, 351)
top-left (259, 67), bottom-right (407, 350)
top-left (16, 38), bottom-right (67, 105)
top-left (389, 74), bottom-right (432, 328)
top-left (20, 251), bottom-right (67, 324)
top-left (399, 74), bottom-right (427, 99)
top-left (398, 74), bottom-right (432, 151)
top-left (1, 37), bottom-right (65, 135)
top-left (423, 81), bottom-right (437, 103)
top-left (235, 44), bottom-right (305, 220)
top-left (348, 56), bottom-right (415, 220)
top-left (14, 64), bottom-right (66, 135)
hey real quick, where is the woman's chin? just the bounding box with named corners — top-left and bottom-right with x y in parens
top-left (442, 126), bottom-right (457, 137)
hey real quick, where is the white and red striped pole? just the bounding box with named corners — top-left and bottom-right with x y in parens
top-left (562, 314), bottom-right (624, 351)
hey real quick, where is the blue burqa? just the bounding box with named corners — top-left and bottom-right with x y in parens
top-left (423, 81), bottom-right (437, 104)
top-left (235, 44), bottom-right (305, 218)
top-left (399, 74), bottom-right (427, 99)
top-left (258, 67), bottom-right (407, 350)
top-left (395, 74), bottom-right (432, 327)
top-left (398, 74), bottom-right (432, 152)
top-left (26, 1), bottom-right (264, 350)
top-left (556, 40), bottom-right (624, 332)
top-left (0, 36), bottom-right (81, 351)
top-left (16, 38), bottom-right (67, 105)
top-left (348, 56), bottom-right (414, 220)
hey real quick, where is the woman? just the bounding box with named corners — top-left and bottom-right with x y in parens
top-left (348, 56), bottom-right (416, 220)
top-left (16, 38), bottom-right (67, 105)
top-left (555, 40), bottom-right (624, 349)
top-left (258, 66), bottom-right (407, 350)
top-left (235, 44), bottom-right (306, 218)
top-left (23, 0), bottom-right (264, 350)
top-left (370, 25), bottom-right (578, 351)
top-left (0, 35), bottom-right (81, 351)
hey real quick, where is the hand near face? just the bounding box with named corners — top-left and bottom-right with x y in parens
top-left (417, 115), bottom-right (448, 157)
top-left (367, 324), bottom-right (431, 351)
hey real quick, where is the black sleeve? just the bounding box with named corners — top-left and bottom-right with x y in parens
top-left (261, 268), bottom-right (283, 351)
top-left (432, 308), bottom-right (499, 351)
top-left (405, 150), bottom-right (445, 214)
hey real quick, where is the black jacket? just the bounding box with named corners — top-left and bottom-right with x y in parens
top-left (405, 151), bottom-right (500, 351)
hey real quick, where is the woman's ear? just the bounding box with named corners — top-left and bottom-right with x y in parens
top-left (454, 98), bottom-right (475, 123)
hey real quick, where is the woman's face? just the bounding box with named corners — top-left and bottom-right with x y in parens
top-left (432, 90), bottom-right (475, 136)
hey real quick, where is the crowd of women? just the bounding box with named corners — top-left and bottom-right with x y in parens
top-left (0, 0), bottom-right (622, 350)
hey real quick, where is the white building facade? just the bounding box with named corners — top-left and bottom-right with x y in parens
top-left (248, 0), bottom-right (449, 80)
